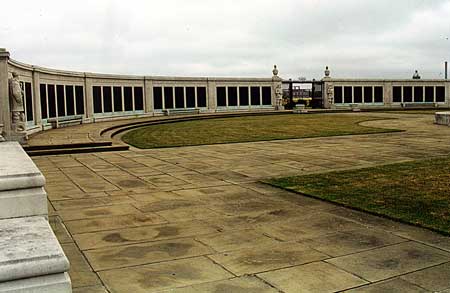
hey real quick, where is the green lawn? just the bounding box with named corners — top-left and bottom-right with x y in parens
top-left (266, 157), bottom-right (450, 235)
top-left (122, 114), bottom-right (400, 148)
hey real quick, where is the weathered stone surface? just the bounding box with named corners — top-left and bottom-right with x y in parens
top-left (0, 187), bottom-right (47, 219)
top-left (344, 278), bottom-right (427, 292)
top-left (400, 262), bottom-right (450, 292)
top-left (74, 220), bottom-right (218, 250)
top-left (326, 242), bottom-right (450, 282)
top-left (0, 142), bottom-right (45, 191)
top-left (258, 261), bottom-right (368, 292)
top-left (99, 257), bottom-right (232, 293)
top-left (61, 243), bottom-right (101, 288)
top-left (209, 242), bottom-right (328, 275)
top-left (0, 272), bottom-right (71, 293)
top-left (0, 217), bottom-right (70, 282)
top-left (85, 238), bottom-right (214, 271)
top-left (160, 276), bottom-right (279, 292)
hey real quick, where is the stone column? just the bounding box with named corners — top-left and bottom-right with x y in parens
top-left (32, 70), bottom-right (42, 126)
top-left (384, 81), bottom-right (393, 106)
top-left (84, 76), bottom-right (94, 123)
top-left (144, 78), bottom-right (154, 114)
top-left (207, 79), bottom-right (216, 112)
top-left (0, 49), bottom-right (10, 141)
top-left (272, 65), bottom-right (283, 110)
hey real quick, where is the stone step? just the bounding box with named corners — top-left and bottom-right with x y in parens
top-left (26, 145), bottom-right (129, 156)
top-left (23, 141), bottom-right (112, 151)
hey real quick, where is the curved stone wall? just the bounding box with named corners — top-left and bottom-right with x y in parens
top-left (1, 50), bottom-right (281, 139)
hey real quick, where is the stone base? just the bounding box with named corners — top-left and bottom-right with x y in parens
top-left (435, 112), bottom-right (450, 126)
top-left (0, 273), bottom-right (71, 293)
top-left (0, 187), bottom-right (47, 220)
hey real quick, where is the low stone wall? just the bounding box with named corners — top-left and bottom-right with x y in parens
top-left (0, 142), bottom-right (71, 292)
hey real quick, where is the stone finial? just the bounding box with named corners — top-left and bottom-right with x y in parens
top-left (324, 66), bottom-right (330, 77)
top-left (272, 65), bottom-right (279, 76)
top-left (413, 70), bottom-right (421, 79)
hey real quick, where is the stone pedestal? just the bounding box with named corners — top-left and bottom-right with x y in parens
top-left (435, 112), bottom-right (450, 126)
top-left (0, 217), bottom-right (71, 292)
top-left (0, 142), bottom-right (47, 219)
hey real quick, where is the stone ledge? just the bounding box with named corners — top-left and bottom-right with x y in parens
top-left (0, 142), bottom-right (45, 192)
top-left (0, 272), bottom-right (71, 293)
top-left (0, 217), bottom-right (70, 282)
top-left (0, 187), bottom-right (47, 220)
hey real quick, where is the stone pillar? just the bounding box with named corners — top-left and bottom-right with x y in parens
top-left (32, 70), bottom-right (42, 126)
top-left (84, 76), bottom-right (94, 123)
top-left (144, 78), bottom-right (154, 114)
top-left (207, 79), bottom-right (216, 112)
top-left (384, 81), bottom-right (393, 106)
top-left (0, 49), bottom-right (10, 141)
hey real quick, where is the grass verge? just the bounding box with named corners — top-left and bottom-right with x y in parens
top-left (122, 114), bottom-right (401, 148)
top-left (266, 157), bottom-right (450, 235)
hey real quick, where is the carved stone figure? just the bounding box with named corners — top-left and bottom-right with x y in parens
top-left (272, 65), bottom-right (279, 77)
top-left (412, 70), bottom-right (421, 80)
top-left (275, 83), bottom-right (283, 109)
top-left (9, 72), bottom-right (25, 132)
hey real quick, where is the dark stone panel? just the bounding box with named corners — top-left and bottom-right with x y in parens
top-left (186, 87), bottom-right (195, 108)
top-left (75, 86), bottom-right (84, 115)
top-left (93, 86), bottom-right (102, 113)
top-left (175, 87), bottom-right (185, 109)
top-left (425, 86), bottom-right (434, 102)
top-left (113, 86), bottom-right (123, 112)
top-left (228, 87), bottom-right (238, 106)
top-left (374, 86), bottom-right (383, 103)
top-left (103, 86), bottom-right (112, 113)
top-left (134, 87), bottom-right (144, 110)
top-left (153, 87), bottom-right (163, 110)
top-left (436, 86), bottom-right (445, 102)
top-left (354, 86), bottom-right (362, 103)
top-left (164, 87), bottom-right (174, 109)
top-left (403, 86), bottom-right (413, 102)
top-left (47, 84), bottom-right (56, 118)
top-left (364, 86), bottom-right (373, 103)
top-left (25, 82), bottom-right (33, 121)
top-left (393, 86), bottom-right (402, 103)
top-left (57, 85), bottom-right (65, 116)
top-left (124, 87), bottom-right (133, 111)
top-left (40, 84), bottom-right (48, 119)
top-left (217, 87), bottom-right (226, 107)
top-left (65, 85), bottom-right (75, 116)
top-left (334, 86), bottom-right (343, 103)
top-left (414, 86), bottom-right (423, 103)
top-left (344, 86), bottom-right (352, 103)
top-left (239, 87), bottom-right (249, 106)
top-left (250, 86), bottom-right (260, 106)
top-left (262, 86), bottom-right (271, 105)
top-left (197, 87), bottom-right (207, 107)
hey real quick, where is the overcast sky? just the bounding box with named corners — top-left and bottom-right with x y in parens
top-left (2, 0), bottom-right (450, 79)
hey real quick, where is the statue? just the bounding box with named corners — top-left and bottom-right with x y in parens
top-left (412, 70), bottom-right (421, 80)
top-left (324, 66), bottom-right (330, 77)
top-left (272, 65), bottom-right (279, 77)
top-left (8, 72), bottom-right (25, 132)
top-left (275, 83), bottom-right (283, 109)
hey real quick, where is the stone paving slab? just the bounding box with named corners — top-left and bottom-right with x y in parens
top-left (326, 241), bottom-right (450, 282)
top-left (28, 113), bottom-right (450, 292)
top-left (85, 238), bottom-right (214, 271)
top-left (98, 257), bottom-right (233, 293)
top-left (258, 261), bottom-right (368, 292)
top-left (209, 241), bottom-right (328, 275)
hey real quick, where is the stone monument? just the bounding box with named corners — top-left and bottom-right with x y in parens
top-left (412, 70), bottom-right (421, 79)
top-left (272, 65), bottom-right (283, 110)
top-left (9, 72), bottom-right (25, 132)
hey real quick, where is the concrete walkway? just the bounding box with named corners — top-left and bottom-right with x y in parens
top-left (31, 113), bottom-right (450, 293)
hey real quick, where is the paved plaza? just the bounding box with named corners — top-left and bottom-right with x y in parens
top-left (31, 113), bottom-right (450, 293)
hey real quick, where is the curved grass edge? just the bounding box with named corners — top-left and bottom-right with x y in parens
top-left (121, 116), bottom-right (404, 149)
top-left (263, 158), bottom-right (450, 237)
